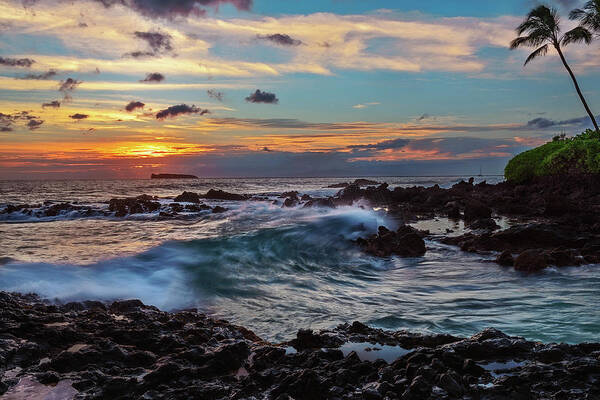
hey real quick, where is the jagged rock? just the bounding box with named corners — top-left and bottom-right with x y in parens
top-left (514, 249), bottom-right (550, 272)
top-left (357, 226), bottom-right (426, 257)
top-left (463, 199), bottom-right (492, 221)
top-left (303, 198), bottom-right (335, 208)
top-left (174, 191), bottom-right (201, 203)
top-left (496, 250), bottom-right (514, 266)
top-left (467, 217), bottom-right (499, 231)
top-left (108, 195), bottom-right (160, 217)
top-left (1, 292), bottom-right (599, 399)
top-left (205, 189), bottom-right (248, 201)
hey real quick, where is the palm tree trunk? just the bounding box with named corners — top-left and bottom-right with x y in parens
top-left (555, 44), bottom-right (600, 133)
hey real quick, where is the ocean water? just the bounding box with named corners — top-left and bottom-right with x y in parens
top-left (0, 176), bottom-right (599, 344)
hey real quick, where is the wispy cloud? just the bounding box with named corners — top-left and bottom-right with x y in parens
top-left (352, 102), bottom-right (380, 109)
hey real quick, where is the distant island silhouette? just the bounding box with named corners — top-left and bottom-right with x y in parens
top-left (150, 174), bottom-right (199, 179)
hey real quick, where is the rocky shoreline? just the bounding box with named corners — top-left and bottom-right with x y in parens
top-left (338, 175), bottom-right (600, 272)
top-left (2, 175), bottom-right (600, 271)
top-left (1, 291), bottom-right (599, 399)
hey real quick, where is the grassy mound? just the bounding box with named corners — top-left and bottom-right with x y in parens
top-left (505, 129), bottom-right (600, 183)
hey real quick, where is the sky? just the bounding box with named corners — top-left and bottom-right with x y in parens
top-left (0, 0), bottom-right (599, 179)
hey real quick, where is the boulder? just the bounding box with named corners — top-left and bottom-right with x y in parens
top-left (357, 226), bottom-right (426, 257)
top-left (303, 198), bottom-right (335, 208)
top-left (283, 197), bottom-right (298, 208)
top-left (174, 191), bottom-right (201, 203)
top-left (467, 218), bottom-right (499, 231)
top-left (514, 249), bottom-right (550, 272)
top-left (496, 250), bottom-right (514, 266)
top-left (463, 199), bottom-right (492, 221)
top-left (205, 189), bottom-right (247, 201)
top-left (108, 196), bottom-right (160, 217)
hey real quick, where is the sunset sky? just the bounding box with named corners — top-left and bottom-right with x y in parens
top-left (1, 0), bottom-right (599, 179)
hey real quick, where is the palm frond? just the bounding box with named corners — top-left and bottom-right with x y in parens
top-left (563, 27), bottom-right (593, 45)
top-left (524, 44), bottom-right (549, 65)
top-left (570, 8), bottom-right (587, 20)
top-left (570, 0), bottom-right (600, 33)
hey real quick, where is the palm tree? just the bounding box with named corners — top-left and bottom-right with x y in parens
top-left (510, 5), bottom-right (599, 133)
top-left (570, 0), bottom-right (600, 38)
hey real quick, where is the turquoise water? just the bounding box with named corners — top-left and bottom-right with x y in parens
top-left (0, 176), bottom-right (598, 343)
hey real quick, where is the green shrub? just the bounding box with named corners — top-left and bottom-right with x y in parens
top-left (505, 129), bottom-right (600, 183)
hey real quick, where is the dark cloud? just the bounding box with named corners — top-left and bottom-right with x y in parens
top-left (42, 100), bottom-right (61, 108)
top-left (208, 117), bottom-right (387, 131)
top-left (125, 101), bottom-right (145, 112)
top-left (0, 57), bottom-right (35, 67)
top-left (140, 72), bottom-right (165, 83)
top-left (58, 78), bottom-right (82, 101)
top-left (135, 30), bottom-right (173, 52)
top-left (156, 104), bottom-right (209, 119)
top-left (348, 138), bottom-right (410, 151)
top-left (0, 111), bottom-right (43, 131)
top-left (245, 89), bottom-right (278, 104)
top-left (257, 33), bottom-right (302, 46)
top-left (27, 119), bottom-right (43, 130)
top-left (262, 146), bottom-right (274, 152)
top-left (124, 51), bottom-right (156, 58)
top-left (526, 115), bottom-right (599, 129)
top-left (209, 113), bottom-right (599, 136)
top-left (20, 69), bottom-right (57, 80)
top-left (207, 89), bottom-right (224, 102)
top-left (90, 0), bottom-right (252, 19)
top-left (69, 113), bottom-right (89, 120)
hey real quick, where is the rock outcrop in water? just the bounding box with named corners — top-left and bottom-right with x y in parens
top-left (1, 292), bottom-right (598, 399)
top-left (357, 226), bottom-right (427, 257)
top-left (326, 178), bottom-right (381, 188)
top-left (108, 195), bottom-right (161, 217)
top-left (335, 175), bottom-right (600, 271)
top-left (205, 189), bottom-right (249, 201)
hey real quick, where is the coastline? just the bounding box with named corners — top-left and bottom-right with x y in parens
top-left (1, 291), bottom-right (599, 399)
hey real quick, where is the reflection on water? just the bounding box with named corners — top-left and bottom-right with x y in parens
top-left (339, 342), bottom-right (411, 363)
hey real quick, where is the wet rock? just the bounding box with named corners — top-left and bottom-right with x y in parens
top-left (303, 197), bottom-right (335, 208)
top-left (402, 375), bottom-right (431, 399)
top-left (212, 206), bottom-right (227, 213)
top-left (109, 299), bottom-right (146, 314)
top-left (326, 179), bottom-right (379, 189)
top-left (43, 203), bottom-right (73, 216)
top-left (514, 249), bottom-right (550, 272)
top-left (446, 203), bottom-right (461, 219)
top-left (357, 226), bottom-right (426, 257)
top-left (174, 191), bottom-right (201, 203)
top-left (443, 223), bottom-right (578, 254)
top-left (467, 217), bottom-right (499, 231)
top-left (438, 372), bottom-right (463, 397)
top-left (279, 191), bottom-right (299, 199)
top-left (2, 291), bottom-right (600, 399)
top-left (463, 199), bottom-right (492, 221)
top-left (169, 203), bottom-right (184, 213)
top-left (184, 203), bottom-right (211, 212)
top-left (205, 189), bottom-right (248, 201)
top-left (108, 195), bottom-right (160, 217)
top-left (283, 197), bottom-right (298, 208)
top-left (496, 250), bottom-right (514, 266)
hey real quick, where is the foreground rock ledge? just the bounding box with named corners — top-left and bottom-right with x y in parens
top-left (1, 292), bottom-right (599, 399)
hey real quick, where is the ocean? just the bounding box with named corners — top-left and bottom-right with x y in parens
top-left (0, 176), bottom-right (598, 343)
